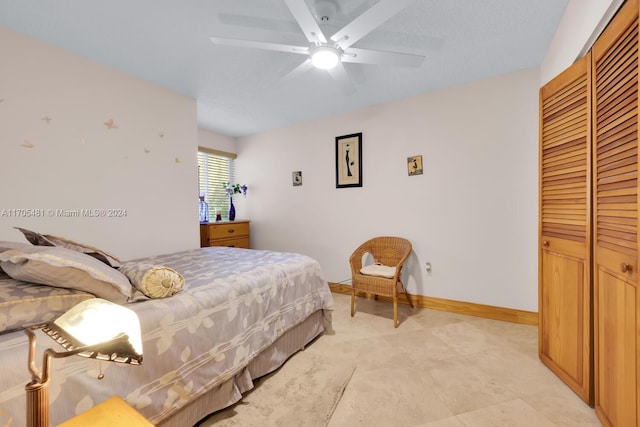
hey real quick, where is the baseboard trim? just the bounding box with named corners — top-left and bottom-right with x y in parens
top-left (328, 282), bottom-right (538, 326)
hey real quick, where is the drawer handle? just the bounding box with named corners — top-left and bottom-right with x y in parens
top-left (227, 229), bottom-right (235, 234)
top-left (621, 263), bottom-right (633, 273)
top-left (542, 240), bottom-right (549, 247)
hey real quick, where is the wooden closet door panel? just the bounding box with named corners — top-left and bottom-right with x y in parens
top-left (592, 0), bottom-right (640, 425)
top-left (540, 244), bottom-right (587, 381)
top-left (596, 268), bottom-right (637, 427)
top-left (539, 53), bottom-right (592, 404)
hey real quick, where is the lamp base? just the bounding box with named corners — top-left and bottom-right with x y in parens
top-left (26, 380), bottom-right (49, 427)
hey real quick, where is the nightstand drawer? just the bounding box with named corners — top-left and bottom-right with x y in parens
top-left (212, 237), bottom-right (250, 249)
top-left (207, 222), bottom-right (249, 239)
top-left (200, 221), bottom-right (250, 248)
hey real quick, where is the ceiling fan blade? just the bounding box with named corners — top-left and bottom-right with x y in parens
top-left (330, 0), bottom-right (416, 50)
top-left (210, 36), bottom-right (308, 55)
top-left (281, 58), bottom-right (314, 82)
top-left (283, 0), bottom-right (328, 44)
top-left (327, 62), bottom-right (355, 95)
top-left (342, 47), bottom-right (425, 67)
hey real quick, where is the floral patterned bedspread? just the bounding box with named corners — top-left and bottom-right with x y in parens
top-left (0, 247), bottom-right (333, 426)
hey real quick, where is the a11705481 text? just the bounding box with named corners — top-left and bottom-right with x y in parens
top-left (0, 208), bottom-right (128, 218)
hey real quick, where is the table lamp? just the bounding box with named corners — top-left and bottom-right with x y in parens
top-left (25, 298), bottom-right (144, 427)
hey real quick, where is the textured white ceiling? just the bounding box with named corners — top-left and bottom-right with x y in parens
top-left (0, 0), bottom-right (568, 137)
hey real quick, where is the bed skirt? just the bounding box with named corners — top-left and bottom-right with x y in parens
top-left (159, 309), bottom-right (330, 427)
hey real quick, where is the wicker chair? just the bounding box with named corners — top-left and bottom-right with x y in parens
top-left (349, 236), bottom-right (414, 327)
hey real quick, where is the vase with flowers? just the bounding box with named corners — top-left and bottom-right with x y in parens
top-left (223, 182), bottom-right (248, 221)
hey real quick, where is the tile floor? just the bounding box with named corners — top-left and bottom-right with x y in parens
top-left (303, 293), bottom-right (601, 427)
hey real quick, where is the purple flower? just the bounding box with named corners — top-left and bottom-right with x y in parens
top-left (223, 182), bottom-right (248, 197)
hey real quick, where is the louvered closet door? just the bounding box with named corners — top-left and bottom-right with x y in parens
top-left (592, 0), bottom-right (640, 425)
top-left (539, 53), bottom-right (592, 404)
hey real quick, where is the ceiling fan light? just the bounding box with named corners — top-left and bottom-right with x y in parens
top-left (311, 46), bottom-right (340, 69)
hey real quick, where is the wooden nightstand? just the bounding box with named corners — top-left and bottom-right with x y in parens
top-left (58, 396), bottom-right (153, 427)
top-left (200, 220), bottom-right (250, 248)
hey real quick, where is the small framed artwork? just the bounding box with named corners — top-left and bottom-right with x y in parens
top-left (292, 171), bottom-right (302, 186)
top-left (335, 132), bottom-right (362, 188)
top-left (407, 155), bottom-right (423, 176)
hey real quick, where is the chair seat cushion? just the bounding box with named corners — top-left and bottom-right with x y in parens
top-left (360, 264), bottom-right (396, 278)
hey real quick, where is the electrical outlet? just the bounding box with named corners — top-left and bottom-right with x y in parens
top-left (425, 262), bottom-right (432, 273)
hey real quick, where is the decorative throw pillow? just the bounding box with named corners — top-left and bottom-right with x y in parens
top-left (118, 262), bottom-right (184, 298)
top-left (360, 263), bottom-right (397, 278)
top-left (15, 227), bottom-right (121, 268)
top-left (0, 246), bottom-right (135, 304)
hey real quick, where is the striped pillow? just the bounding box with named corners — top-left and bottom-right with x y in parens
top-left (14, 227), bottom-right (121, 268)
top-left (0, 246), bottom-right (137, 304)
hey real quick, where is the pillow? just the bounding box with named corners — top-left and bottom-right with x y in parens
top-left (0, 240), bottom-right (34, 252)
top-left (0, 241), bottom-right (33, 278)
top-left (15, 227), bottom-right (121, 268)
top-left (0, 246), bottom-right (135, 304)
top-left (118, 262), bottom-right (184, 298)
top-left (360, 263), bottom-right (397, 278)
top-left (0, 277), bottom-right (95, 334)
top-left (13, 228), bottom-right (54, 247)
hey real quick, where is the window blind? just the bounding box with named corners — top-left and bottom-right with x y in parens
top-left (198, 149), bottom-right (235, 221)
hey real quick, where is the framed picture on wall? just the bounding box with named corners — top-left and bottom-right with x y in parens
top-left (335, 133), bottom-right (362, 188)
top-left (292, 171), bottom-right (302, 186)
top-left (407, 155), bottom-right (423, 176)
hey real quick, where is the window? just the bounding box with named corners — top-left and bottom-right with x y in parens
top-left (198, 147), bottom-right (236, 221)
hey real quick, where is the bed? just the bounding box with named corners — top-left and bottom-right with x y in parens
top-left (0, 242), bottom-right (334, 426)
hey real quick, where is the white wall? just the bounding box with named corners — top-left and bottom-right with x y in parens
top-left (236, 67), bottom-right (539, 312)
top-left (541, 0), bottom-right (623, 85)
top-left (0, 26), bottom-right (199, 260)
top-left (198, 128), bottom-right (236, 153)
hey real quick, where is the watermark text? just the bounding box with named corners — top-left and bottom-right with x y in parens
top-left (0, 208), bottom-right (128, 218)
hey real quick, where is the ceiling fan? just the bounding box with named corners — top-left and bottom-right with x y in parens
top-left (210, 0), bottom-right (426, 95)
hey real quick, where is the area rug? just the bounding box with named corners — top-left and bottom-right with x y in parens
top-left (198, 351), bottom-right (356, 426)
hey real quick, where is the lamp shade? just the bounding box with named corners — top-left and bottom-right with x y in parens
top-left (43, 298), bottom-right (143, 364)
